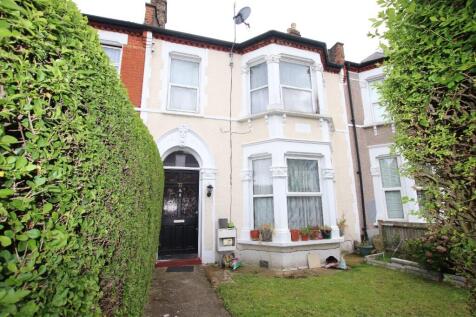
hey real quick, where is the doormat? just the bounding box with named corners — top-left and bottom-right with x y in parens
top-left (166, 266), bottom-right (194, 273)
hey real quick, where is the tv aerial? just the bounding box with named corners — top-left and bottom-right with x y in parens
top-left (233, 6), bottom-right (251, 28)
top-left (225, 4), bottom-right (252, 222)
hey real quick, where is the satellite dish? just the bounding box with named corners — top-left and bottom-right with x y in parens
top-left (234, 6), bottom-right (251, 25)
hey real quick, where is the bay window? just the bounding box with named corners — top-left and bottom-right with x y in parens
top-left (102, 45), bottom-right (122, 73)
top-left (280, 61), bottom-right (313, 113)
top-left (369, 78), bottom-right (386, 123)
top-left (379, 157), bottom-right (404, 218)
top-left (252, 158), bottom-right (274, 228)
top-left (287, 158), bottom-right (323, 229)
top-left (250, 63), bottom-right (269, 114)
top-left (168, 57), bottom-right (200, 112)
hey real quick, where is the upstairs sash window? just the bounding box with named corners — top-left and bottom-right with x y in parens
top-left (250, 63), bottom-right (269, 114)
top-left (168, 58), bottom-right (200, 112)
top-left (369, 79), bottom-right (386, 122)
top-left (102, 45), bottom-right (122, 73)
top-left (280, 62), bottom-right (313, 113)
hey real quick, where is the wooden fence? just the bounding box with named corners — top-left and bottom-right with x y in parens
top-left (378, 220), bottom-right (429, 251)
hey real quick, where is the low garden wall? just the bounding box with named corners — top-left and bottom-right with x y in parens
top-left (365, 253), bottom-right (467, 288)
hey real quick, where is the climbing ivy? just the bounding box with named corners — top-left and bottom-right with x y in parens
top-left (373, 0), bottom-right (475, 312)
top-left (0, 0), bottom-right (163, 316)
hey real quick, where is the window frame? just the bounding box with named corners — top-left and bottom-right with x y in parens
top-left (378, 155), bottom-right (405, 220)
top-left (167, 53), bottom-right (201, 113)
top-left (101, 44), bottom-right (122, 74)
top-left (279, 59), bottom-right (315, 114)
top-left (367, 77), bottom-right (386, 124)
top-left (249, 62), bottom-right (269, 114)
top-left (251, 156), bottom-right (274, 229)
top-left (286, 156), bottom-right (323, 228)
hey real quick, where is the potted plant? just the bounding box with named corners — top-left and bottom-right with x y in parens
top-left (337, 216), bottom-right (346, 237)
top-left (290, 229), bottom-right (300, 241)
top-left (259, 224), bottom-right (273, 242)
top-left (250, 229), bottom-right (260, 241)
top-left (320, 225), bottom-right (332, 239)
top-left (356, 240), bottom-right (373, 256)
top-left (300, 227), bottom-right (311, 241)
top-left (310, 226), bottom-right (320, 240)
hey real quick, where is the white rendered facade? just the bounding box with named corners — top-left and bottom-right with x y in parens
top-left (140, 35), bottom-right (360, 268)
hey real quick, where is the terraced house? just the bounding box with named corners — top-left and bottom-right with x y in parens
top-left (86, 0), bottom-right (423, 269)
top-left (345, 56), bottom-right (425, 240)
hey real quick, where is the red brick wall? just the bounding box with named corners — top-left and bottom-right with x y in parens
top-left (89, 21), bottom-right (146, 108)
top-left (119, 31), bottom-right (146, 107)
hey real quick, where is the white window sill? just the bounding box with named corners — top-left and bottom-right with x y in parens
top-left (238, 237), bottom-right (344, 248)
top-left (362, 122), bottom-right (393, 128)
top-left (238, 109), bottom-right (333, 124)
top-left (157, 110), bottom-right (204, 118)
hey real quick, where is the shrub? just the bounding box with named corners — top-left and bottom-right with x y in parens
top-left (372, 0), bottom-right (475, 311)
top-left (0, 0), bottom-right (163, 316)
top-left (403, 232), bottom-right (453, 273)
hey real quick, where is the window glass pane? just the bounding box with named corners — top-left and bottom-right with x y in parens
top-left (373, 102), bottom-right (386, 122)
top-left (253, 159), bottom-right (272, 195)
top-left (102, 45), bottom-right (121, 71)
top-left (385, 190), bottom-right (404, 218)
top-left (287, 196), bottom-right (323, 229)
top-left (369, 79), bottom-right (382, 102)
top-left (369, 79), bottom-right (386, 122)
top-left (379, 158), bottom-right (401, 188)
top-left (169, 86), bottom-right (198, 111)
top-left (280, 62), bottom-right (311, 88)
top-left (282, 88), bottom-right (313, 112)
top-left (250, 63), bottom-right (267, 89)
top-left (254, 197), bottom-right (274, 228)
top-left (288, 159), bottom-right (319, 192)
top-left (170, 59), bottom-right (199, 86)
top-left (251, 88), bottom-right (268, 114)
top-left (164, 151), bottom-right (199, 167)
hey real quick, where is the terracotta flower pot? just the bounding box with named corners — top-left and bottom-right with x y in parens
top-left (290, 229), bottom-right (300, 241)
top-left (250, 229), bottom-right (260, 241)
top-left (301, 234), bottom-right (310, 241)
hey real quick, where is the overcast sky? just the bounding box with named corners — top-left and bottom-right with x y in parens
top-left (74, 0), bottom-right (382, 62)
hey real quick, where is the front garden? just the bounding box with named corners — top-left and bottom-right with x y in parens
top-left (218, 262), bottom-right (470, 317)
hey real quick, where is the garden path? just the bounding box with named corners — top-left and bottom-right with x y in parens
top-left (143, 265), bottom-right (230, 317)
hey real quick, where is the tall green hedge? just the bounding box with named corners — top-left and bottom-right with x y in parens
top-left (0, 0), bottom-right (164, 316)
top-left (373, 0), bottom-right (475, 312)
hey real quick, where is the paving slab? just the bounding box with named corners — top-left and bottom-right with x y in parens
top-left (143, 265), bottom-right (230, 317)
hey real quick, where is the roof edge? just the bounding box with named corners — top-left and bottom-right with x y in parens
top-left (86, 14), bottom-right (343, 71)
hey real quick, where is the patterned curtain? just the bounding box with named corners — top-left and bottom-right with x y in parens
top-left (252, 158), bottom-right (274, 228)
top-left (287, 159), bottom-right (323, 229)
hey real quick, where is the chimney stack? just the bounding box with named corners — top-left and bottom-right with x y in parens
top-left (328, 42), bottom-right (345, 65)
top-left (144, 0), bottom-right (167, 27)
top-left (287, 23), bottom-right (301, 37)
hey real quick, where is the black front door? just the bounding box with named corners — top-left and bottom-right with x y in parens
top-left (159, 170), bottom-right (199, 256)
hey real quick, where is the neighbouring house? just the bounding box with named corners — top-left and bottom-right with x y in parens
top-left (345, 55), bottom-right (425, 239)
top-left (87, 7), bottom-right (162, 108)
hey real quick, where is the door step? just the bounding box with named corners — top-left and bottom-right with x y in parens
top-left (156, 257), bottom-right (202, 268)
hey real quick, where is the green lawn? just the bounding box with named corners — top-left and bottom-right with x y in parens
top-left (218, 264), bottom-right (470, 317)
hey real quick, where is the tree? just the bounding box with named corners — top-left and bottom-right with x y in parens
top-left (373, 0), bottom-right (475, 311)
top-left (0, 0), bottom-right (163, 315)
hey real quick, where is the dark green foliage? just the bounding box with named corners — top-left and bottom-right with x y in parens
top-left (403, 232), bottom-right (453, 273)
top-left (0, 0), bottom-right (163, 316)
top-left (372, 0), bottom-right (476, 311)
